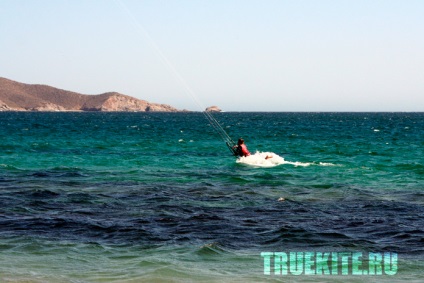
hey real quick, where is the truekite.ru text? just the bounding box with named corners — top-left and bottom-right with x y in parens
top-left (261, 251), bottom-right (397, 276)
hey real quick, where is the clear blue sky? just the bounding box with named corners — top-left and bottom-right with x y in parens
top-left (1, 0), bottom-right (423, 111)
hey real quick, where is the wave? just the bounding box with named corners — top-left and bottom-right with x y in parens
top-left (236, 152), bottom-right (339, 168)
top-left (0, 164), bottom-right (23, 171)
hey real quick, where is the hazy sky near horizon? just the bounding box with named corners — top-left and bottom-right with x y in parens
top-left (1, 0), bottom-right (423, 111)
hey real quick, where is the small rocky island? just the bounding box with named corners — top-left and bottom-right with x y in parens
top-left (0, 77), bottom-right (181, 112)
top-left (205, 106), bottom-right (222, 112)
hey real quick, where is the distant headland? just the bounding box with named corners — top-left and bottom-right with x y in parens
top-left (0, 77), bottom-right (183, 112)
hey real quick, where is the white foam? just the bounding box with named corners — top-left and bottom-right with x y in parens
top-left (236, 152), bottom-right (338, 168)
top-left (318, 162), bottom-right (338, 166)
top-left (236, 152), bottom-right (310, 168)
top-left (236, 152), bottom-right (280, 167)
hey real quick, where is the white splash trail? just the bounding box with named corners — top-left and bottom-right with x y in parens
top-left (236, 152), bottom-right (339, 168)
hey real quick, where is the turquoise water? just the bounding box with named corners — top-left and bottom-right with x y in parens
top-left (0, 112), bottom-right (423, 282)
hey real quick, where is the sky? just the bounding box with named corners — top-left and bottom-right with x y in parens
top-left (1, 0), bottom-right (423, 111)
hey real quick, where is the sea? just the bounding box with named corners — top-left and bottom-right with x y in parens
top-left (0, 112), bottom-right (422, 282)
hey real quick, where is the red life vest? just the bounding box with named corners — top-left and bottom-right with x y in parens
top-left (238, 144), bottom-right (251, 157)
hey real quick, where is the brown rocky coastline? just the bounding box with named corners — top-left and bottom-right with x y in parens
top-left (0, 77), bottom-right (181, 112)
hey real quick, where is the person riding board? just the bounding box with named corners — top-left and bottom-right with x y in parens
top-left (233, 138), bottom-right (273, 159)
top-left (234, 138), bottom-right (251, 157)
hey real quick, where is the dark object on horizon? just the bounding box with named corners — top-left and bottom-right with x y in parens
top-left (205, 106), bottom-right (222, 112)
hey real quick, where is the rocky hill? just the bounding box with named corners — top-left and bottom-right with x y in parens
top-left (0, 77), bottom-right (180, 112)
top-left (205, 106), bottom-right (222, 112)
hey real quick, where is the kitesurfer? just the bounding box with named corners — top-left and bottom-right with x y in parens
top-left (234, 138), bottom-right (251, 157)
top-left (233, 138), bottom-right (274, 159)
